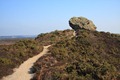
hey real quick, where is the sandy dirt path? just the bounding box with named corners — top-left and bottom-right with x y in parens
top-left (2, 45), bottom-right (51, 80)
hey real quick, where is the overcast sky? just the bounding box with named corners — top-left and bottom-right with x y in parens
top-left (0, 0), bottom-right (120, 36)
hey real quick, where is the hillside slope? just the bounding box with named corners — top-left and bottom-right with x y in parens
top-left (0, 40), bottom-right (43, 79)
top-left (32, 29), bottom-right (120, 80)
top-left (35, 29), bottom-right (73, 46)
top-left (2, 45), bottom-right (50, 80)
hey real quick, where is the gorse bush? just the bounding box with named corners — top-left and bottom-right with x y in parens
top-left (0, 57), bottom-right (12, 65)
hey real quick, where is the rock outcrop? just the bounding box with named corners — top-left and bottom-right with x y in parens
top-left (69, 17), bottom-right (97, 31)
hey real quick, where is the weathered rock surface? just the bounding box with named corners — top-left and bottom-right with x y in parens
top-left (69, 17), bottom-right (97, 31)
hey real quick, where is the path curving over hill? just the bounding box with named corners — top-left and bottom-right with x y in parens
top-left (2, 45), bottom-right (51, 80)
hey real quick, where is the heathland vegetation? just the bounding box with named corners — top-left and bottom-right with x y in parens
top-left (0, 29), bottom-right (74, 79)
top-left (0, 39), bottom-right (43, 78)
top-left (35, 29), bottom-right (73, 46)
top-left (32, 29), bottom-right (120, 80)
top-left (0, 29), bottom-right (120, 80)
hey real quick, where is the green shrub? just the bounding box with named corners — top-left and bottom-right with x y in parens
top-left (0, 57), bottom-right (12, 65)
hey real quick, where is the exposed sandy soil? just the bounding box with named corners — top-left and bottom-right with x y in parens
top-left (2, 45), bottom-right (51, 80)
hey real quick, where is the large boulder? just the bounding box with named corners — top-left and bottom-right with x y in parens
top-left (69, 17), bottom-right (97, 31)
